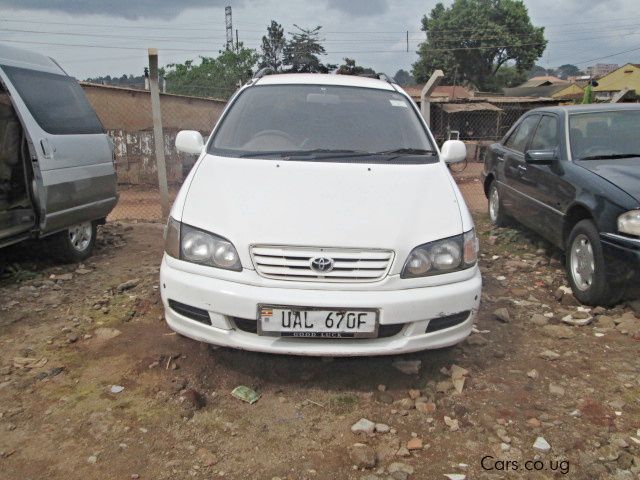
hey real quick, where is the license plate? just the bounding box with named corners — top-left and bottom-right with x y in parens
top-left (257, 305), bottom-right (379, 338)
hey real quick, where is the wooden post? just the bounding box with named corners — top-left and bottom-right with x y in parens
top-left (148, 48), bottom-right (170, 220)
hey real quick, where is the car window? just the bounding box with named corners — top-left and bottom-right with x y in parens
top-left (570, 110), bottom-right (640, 160)
top-left (504, 115), bottom-right (540, 153)
top-left (529, 115), bottom-right (559, 151)
top-left (209, 84), bottom-right (435, 162)
top-left (2, 65), bottom-right (103, 135)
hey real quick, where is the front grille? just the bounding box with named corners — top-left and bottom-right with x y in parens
top-left (232, 318), bottom-right (404, 339)
top-left (250, 245), bottom-right (394, 282)
top-left (168, 299), bottom-right (211, 325)
top-left (425, 311), bottom-right (470, 333)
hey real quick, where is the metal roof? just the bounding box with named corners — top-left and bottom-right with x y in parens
top-left (440, 102), bottom-right (502, 113)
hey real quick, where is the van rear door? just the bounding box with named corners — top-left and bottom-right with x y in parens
top-left (0, 65), bottom-right (116, 234)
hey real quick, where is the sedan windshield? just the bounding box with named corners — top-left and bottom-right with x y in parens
top-left (570, 110), bottom-right (640, 160)
top-left (209, 84), bottom-right (435, 162)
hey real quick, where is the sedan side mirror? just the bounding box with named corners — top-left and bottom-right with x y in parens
top-left (441, 140), bottom-right (467, 164)
top-left (525, 149), bottom-right (557, 164)
top-left (176, 130), bottom-right (204, 155)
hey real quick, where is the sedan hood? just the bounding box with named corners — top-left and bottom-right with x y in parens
top-left (577, 159), bottom-right (640, 203)
top-left (180, 156), bottom-right (464, 272)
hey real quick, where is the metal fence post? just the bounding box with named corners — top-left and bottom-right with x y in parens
top-left (148, 48), bottom-right (170, 220)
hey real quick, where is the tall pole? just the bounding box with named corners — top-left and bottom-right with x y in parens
top-left (236, 28), bottom-right (239, 52)
top-left (147, 48), bottom-right (169, 219)
top-left (406, 30), bottom-right (409, 53)
top-left (225, 5), bottom-right (233, 51)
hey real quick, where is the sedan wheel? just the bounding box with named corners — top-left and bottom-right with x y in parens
top-left (488, 182), bottom-right (507, 227)
top-left (68, 222), bottom-right (93, 252)
top-left (569, 234), bottom-right (594, 291)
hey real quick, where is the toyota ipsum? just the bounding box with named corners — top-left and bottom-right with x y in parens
top-left (160, 72), bottom-right (482, 356)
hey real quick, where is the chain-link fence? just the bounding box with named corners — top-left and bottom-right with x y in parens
top-left (84, 85), bottom-right (559, 222)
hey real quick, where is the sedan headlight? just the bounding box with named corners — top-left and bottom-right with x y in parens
top-left (164, 217), bottom-right (242, 271)
top-left (401, 229), bottom-right (478, 278)
top-left (618, 210), bottom-right (640, 237)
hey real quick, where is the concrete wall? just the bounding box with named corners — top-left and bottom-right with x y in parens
top-left (81, 82), bottom-right (227, 185)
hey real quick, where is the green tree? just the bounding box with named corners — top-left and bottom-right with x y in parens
top-left (393, 69), bottom-right (415, 85)
top-left (259, 20), bottom-right (286, 71)
top-left (527, 64), bottom-right (549, 78)
top-left (336, 58), bottom-right (376, 76)
top-left (283, 25), bottom-right (331, 73)
top-left (493, 64), bottom-right (527, 89)
top-left (412, 0), bottom-right (547, 92)
top-left (163, 43), bottom-right (258, 99)
top-left (556, 64), bottom-right (582, 79)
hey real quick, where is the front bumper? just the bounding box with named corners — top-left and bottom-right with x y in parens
top-left (160, 256), bottom-right (482, 356)
top-left (601, 233), bottom-right (640, 281)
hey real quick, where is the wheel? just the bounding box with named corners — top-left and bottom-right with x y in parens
top-left (52, 221), bottom-right (97, 263)
top-left (566, 219), bottom-right (624, 306)
top-left (488, 181), bottom-right (508, 227)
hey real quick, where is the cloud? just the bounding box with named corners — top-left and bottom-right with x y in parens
top-left (0, 0), bottom-right (232, 19)
top-left (325, 0), bottom-right (389, 16)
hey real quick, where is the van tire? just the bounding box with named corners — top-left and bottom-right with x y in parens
top-left (52, 221), bottom-right (97, 263)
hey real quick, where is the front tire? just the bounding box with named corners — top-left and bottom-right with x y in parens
top-left (566, 219), bottom-right (623, 306)
top-left (488, 181), bottom-right (508, 227)
top-left (52, 221), bottom-right (97, 263)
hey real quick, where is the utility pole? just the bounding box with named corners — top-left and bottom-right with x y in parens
top-left (236, 29), bottom-right (239, 52)
top-left (225, 5), bottom-right (233, 51)
top-left (147, 48), bottom-right (170, 219)
top-left (406, 30), bottom-right (409, 53)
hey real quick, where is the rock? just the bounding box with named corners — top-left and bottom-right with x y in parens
top-left (94, 327), bottom-right (121, 341)
top-left (116, 278), bottom-right (140, 293)
top-left (529, 314), bottom-right (549, 326)
top-left (436, 380), bottom-right (454, 393)
top-left (76, 268), bottom-right (92, 275)
top-left (527, 369), bottom-right (539, 379)
top-left (616, 317), bottom-right (640, 336)
top-left (487, 236), bottom-right (498, 245)
top-left (183, 388), bottom-right (206, 410)
top-left (392, 360), bottom-right (421, 375)
top-left (596, 316), bottom-right (617, 329)
top-left (444, 416), bottom-right (459, 431)
top-left (396, 398), bottom-right (414, 410)
top-left (351, 418), bottom-right (376, 435)
top-left (348, 443), bottom-right (376, 468)
top-left (542, 325), bottom-right (575, 339)
top-left (561, 314), bottom-right (592, 326)
top-left (406, 437), bottom-right (423, 450)
top-left (55, 273), bottom-right (73, 281)
top-left (374, 423), bottom-right (390, 434)
top-left (110, 385), bottom-right (125, 394)
top-left (493, 308), bottom-right (511, 323)
top-left (388, 462), bottom-right (414, 476)
top-left (526, 418), bottom-right (541, 428)
top-left (617, 451), bottom-right (634, 469)
top-left (374, 391), bottom-right (394, 404)
top-left (549, 384), bottom-right (565, 396)
top-left (395, 447), bottom-right (410, 457)
top-left (627, 300), bottom-right (640, 314)
top-left (444, 475), bottom-right (466, 480)
top-left (466, 335), bottom-right (488, 346)
top-left (408, 389), bottom-right (421, 399)
top-left (131, 475), bottom-right (140, 480)
top-left (66, 334), bottom-right (79, 344)
top-left (415, 399), bottom-right (436, 413)
top-left (197, 448), bottom-right (218, 467)
top-left (533, 436), bottom-right (551, 452)
top-left (540, 350), bottom-right (561, 361)
top-left (87, 455), bottom-right (98, 464)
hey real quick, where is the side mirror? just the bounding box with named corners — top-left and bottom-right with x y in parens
top-left (176, 130), bottom-right (204, 155)
top-left (441, 140), bottom-right (467, 164)
top-left (525, 149), bottom-right (557, 164)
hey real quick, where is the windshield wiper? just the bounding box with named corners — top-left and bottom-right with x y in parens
top-left (373, 148), bottom-right (438, 156)
top-left (579, 153), bottom-right (640, 160)
top-left (237, 149), bottom-right (369, 159)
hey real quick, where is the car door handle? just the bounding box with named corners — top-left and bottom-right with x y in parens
top-left (517, 164), bottom-right (527, 171)
top-left (496, 155), bottom-right (504, 162)
top-left (40, 139), bottom-right (55, 159)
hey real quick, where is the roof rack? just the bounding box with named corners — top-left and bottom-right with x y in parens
top-left (253, 67), bottom-right (275, 80)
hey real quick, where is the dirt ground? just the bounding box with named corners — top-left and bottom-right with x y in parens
top-left (1, 216), bottom-right (639, 480)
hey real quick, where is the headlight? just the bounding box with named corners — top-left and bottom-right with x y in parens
top-left (618, 210), bottom-right (640, 236)
top-left (164, 217), bottom-right (242, 271)
top-left (401, 229), bottom-right (478, 278)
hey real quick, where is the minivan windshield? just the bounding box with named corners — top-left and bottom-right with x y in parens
top-left (570, 110), bottom-right (640, 160)
top-left (209, 84), bottom-right (436, 162)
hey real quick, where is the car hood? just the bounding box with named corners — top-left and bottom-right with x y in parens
top-left (576, 159), bottom-right (640, 204)
top-left (180, 156), bottom-right (464, 273)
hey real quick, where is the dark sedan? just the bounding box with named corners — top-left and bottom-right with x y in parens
top-left (482, 104), bottom-right (640, 306)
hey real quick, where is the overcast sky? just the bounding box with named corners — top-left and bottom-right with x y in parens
top-left (0, 0), bottom-right (638, 81)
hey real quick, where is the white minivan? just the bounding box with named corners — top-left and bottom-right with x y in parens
top-left (161, 73), bottom-right (481, 356)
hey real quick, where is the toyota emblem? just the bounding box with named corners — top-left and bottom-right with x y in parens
top-left (310, 256), bottom-right (334, 273)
